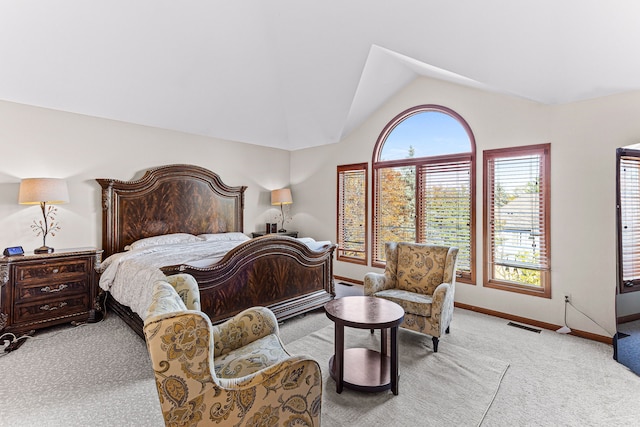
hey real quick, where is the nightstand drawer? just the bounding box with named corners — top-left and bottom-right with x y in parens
top-left (14, 279), bottom-right (89, 303)
top-left (15, 258), bottom-right (89, 282)
top-left (13, 294), bottom-right (91, 325)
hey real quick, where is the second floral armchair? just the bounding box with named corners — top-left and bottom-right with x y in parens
top-left (364, 242), bottom-right (458, 352)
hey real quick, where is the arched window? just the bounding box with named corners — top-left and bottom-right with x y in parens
top-left (372, 105), bottom-right (476, 282)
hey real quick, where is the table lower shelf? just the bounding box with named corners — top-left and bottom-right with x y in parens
top-left (329, 347), bottom-right (392, 392)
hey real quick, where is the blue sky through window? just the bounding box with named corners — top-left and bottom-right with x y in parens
top-left (381, 111), bottom-right (471, 160)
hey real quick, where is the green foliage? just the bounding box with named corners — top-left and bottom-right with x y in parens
top-left (494, 251), bottom-right (541, 286)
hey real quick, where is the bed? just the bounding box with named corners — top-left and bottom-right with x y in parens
top-left (96, 164), bottom-right (336, 338)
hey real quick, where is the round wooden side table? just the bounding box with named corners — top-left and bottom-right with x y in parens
top-left (324, 296), bottom-right (405, 395)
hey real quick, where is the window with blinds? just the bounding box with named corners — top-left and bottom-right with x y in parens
top-left (617, 148), bottom-right (640, 293)
top-left (372, 105), bottom-right (476, 283)
top-left (484, 144), bottom-right (551, 298)
top-left (419, 158), bottom-right (472, 279)
top-left (337, 163), bottom-right (367, 264)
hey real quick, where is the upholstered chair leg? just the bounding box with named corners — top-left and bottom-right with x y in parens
top-left (432, 336), bottom-right (439, 352)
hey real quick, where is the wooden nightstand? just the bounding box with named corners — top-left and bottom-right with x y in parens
top-left (251, 231), bottom-right (299, 238)
top-left (0, 247), bottom-right (102, 335)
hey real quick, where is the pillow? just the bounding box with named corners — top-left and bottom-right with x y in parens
top-left (126, 233), bottom-right (202, 251)
top-left (197, 232), bottom-right (250, 243)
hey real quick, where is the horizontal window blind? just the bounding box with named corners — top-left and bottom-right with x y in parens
top-left (418, 159), bottom-right (471, 276)
top-left (337, 164), bottom-right (367, 263)
top-left (374, 165), bottom-right (416, 262)
top-left (619, 155), bottom-right (640, 285)
top-left (486, 146), bottom-right (549, 289)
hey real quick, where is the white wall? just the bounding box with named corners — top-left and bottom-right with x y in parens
top-left (291, 76), bottom-right (640, 338)
top-left (0, 100), bottom-right (291, 253)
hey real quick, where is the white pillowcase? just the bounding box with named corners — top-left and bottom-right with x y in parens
top-left (197, 232), bottom-right (250, 243)
top-left (126, 233), bottom-right (203, 251)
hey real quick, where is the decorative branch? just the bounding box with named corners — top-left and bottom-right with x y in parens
top-left (273, 205), bottom-right (292, 232)
top-left (30, 203), bottom-right (61, 246)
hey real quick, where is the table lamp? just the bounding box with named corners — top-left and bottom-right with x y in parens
top-left (19, 178), bottom-right (69, 254)
top-left (271, 188), bottom-right (293, 232)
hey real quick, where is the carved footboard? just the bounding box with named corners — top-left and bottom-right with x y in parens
top-left (161, 235), bottom-right (336, 324)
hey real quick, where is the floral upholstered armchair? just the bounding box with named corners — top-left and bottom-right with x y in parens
top-left (364, 242), bottom-right (458, 352)
top-left (143, 275), bottom-right (322, 427)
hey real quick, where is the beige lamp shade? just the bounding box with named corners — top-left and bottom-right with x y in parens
top-left (18, 178), bottom-right (69, 205)
top-left (271, 188), bottom-right (293, 205)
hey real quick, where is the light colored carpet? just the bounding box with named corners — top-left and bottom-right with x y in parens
top-left (285, 324), bottom-right (508, 427)
top-left (0, 315), bottom-right (162, 426)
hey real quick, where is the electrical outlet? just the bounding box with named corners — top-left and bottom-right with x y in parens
top-left (564, 294), bottom-right (571, 303)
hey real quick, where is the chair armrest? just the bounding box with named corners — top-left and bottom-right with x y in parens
top-left (211, 306), bottom-right (279, 357)
top-left (431, 282), bottom-right (454, 334)
top-left (166, 273), bottom-right (201, 310)
top-left (432, 282), bottom-right (453, 305)
top-left (218, 355), bottom-right (321, 389)
top-left (364, 272), bottom-right (388, 295)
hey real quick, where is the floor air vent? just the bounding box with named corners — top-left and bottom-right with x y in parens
top-left (338, 282), bottom-right (354, 286)
top-left (507, 322), bottom-right (541, 333)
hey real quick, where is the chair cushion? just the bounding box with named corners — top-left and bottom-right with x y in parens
top-left (214, 333), bottom-right (290, 379)
top-left (396, 243), bottom-right (449, 295)
top-left (374, 289), bottom-right (432, 317)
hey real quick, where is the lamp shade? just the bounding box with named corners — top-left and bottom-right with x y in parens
top-left (19, 178), bottom-right (69, 205)
top-left (271, 188), bottom-right (293, 205)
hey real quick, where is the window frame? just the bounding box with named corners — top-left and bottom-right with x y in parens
top-left (372, 105), bottom-right (476, 284)
top-left (616, 147), bottom-right (640, 294)
top-left (483, 143), bottom-right (551, 298)
top-left (336, 162), bottom-right (368, 265)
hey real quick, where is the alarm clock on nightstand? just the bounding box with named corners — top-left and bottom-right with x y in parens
top-left (3, 246), bottom-right (24, 256)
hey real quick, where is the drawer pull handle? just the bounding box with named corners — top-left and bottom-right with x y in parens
top-left (41, 284), bottom-right (68, 293)
top-left (39, 302), bottom-right (68, 311)
top-left (52, 268), bottom-right (59, 274)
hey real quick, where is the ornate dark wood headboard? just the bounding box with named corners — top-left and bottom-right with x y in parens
top-left (96, 164), bottom-right (247, 258)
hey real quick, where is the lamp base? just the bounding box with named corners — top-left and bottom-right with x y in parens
top-left (34, 246), bottom-right (54, 254)
top-left (278, 229), bottom-right (287, 233)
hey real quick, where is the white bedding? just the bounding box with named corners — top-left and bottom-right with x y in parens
top-left (98, 235), bottom-right (331, 319)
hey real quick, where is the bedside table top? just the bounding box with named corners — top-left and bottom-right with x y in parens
top-left (1, 247), bottom-right (102, 261)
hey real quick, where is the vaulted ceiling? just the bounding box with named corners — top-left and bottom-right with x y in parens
top-left (2, 1), bottom-right (640, 150)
